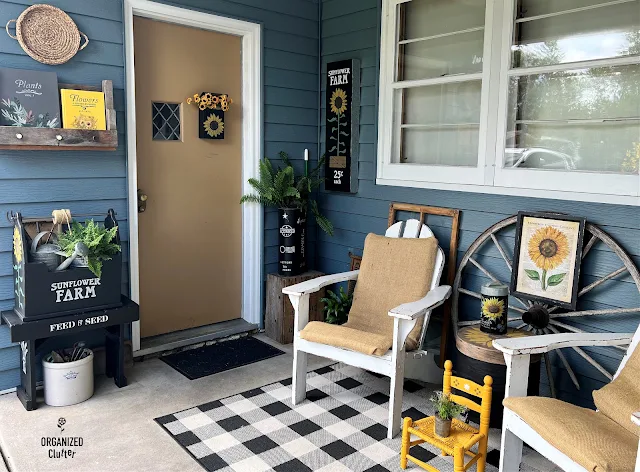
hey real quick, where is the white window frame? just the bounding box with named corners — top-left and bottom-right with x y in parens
top-left (376, 0), bottom-right (640, 206)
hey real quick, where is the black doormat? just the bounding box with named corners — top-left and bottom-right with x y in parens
top-left (160, 336), bottom-right (285, 380)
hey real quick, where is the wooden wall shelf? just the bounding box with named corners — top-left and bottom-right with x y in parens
top-left (0, 80), bottom-right (118, 151)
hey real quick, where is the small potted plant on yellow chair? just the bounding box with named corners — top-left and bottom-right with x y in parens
top-left (430, 391), bottom-right (467, 438)
top-left (401, 361), bottom-right (493, 472)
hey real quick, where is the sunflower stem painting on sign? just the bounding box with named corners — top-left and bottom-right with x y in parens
top-left (510, 212), bottom-right (586, 310)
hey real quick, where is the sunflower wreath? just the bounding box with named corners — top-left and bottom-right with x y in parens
top-left (186, 93), bottom-right (233, 111)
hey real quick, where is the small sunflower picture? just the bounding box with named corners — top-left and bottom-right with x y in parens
top-left (330, 88), bottom-right (348, 116)
top-left (200, 110), bottom-right (224, 139)
top-left (512, 213), bottom-right (585, 308)
top-left (481, 297), bottom-right (504, 320)
top-left (13, 226), bottom-right (23, 264)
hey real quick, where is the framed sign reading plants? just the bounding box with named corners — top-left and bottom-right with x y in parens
top-left (510, 211), bottom-right (586, 310)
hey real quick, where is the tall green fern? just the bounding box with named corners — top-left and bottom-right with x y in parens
top-left (241, 152), bottom-right (334, 235)
top-left (58, 220), bottom-right (121, 277)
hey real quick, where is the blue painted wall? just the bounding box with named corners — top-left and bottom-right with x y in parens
top-left (318, 0), bottom-right (640, 408)
top-left (0, 0), bottom-right (320, 390)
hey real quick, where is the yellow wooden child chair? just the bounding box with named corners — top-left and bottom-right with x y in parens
top-left (401, 361), bottom-right (493, 472)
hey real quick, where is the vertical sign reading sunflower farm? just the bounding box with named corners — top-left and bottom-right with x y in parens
top-left (325, 60), bottom-right (360, 193)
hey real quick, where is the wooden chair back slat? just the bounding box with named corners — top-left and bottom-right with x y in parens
top-left (450, 376), bottom-right (486, 399)
top-left (448, 394), bottom-right (483, 414)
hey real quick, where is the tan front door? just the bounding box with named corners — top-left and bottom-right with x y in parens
top-left (134, 17), bottom-right (242, 338)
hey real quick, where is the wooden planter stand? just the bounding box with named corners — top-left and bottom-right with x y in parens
top-left (266, 271), bottom-right (326, 344)
top-left (0, 80), bottom-right (117, 151)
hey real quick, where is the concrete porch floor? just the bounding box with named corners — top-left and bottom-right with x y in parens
top-left (0, 334), bottom-right (560, 472)
top-left (0, 335), bottom-right (334, 472)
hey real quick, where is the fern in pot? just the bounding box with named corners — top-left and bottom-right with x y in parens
top-left (430, 391), bottom-right (467, 438)
top-left (241, 152), bottom-right (333, 276)
top-left (58, 220), bottom-right (121, 277)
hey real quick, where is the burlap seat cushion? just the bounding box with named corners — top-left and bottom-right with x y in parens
top-left (593, 343), bottom-right (640, 437)
top-left (301, 233), bottom-right (438, 356)
top-left (504, 396), bottom-right (637, 472)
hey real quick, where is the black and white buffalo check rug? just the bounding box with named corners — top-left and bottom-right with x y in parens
top-left (156, 363), bottom-right (555, 471)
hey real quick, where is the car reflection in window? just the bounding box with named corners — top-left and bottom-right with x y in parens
top-left (505, 147), bottom-right (578, 170)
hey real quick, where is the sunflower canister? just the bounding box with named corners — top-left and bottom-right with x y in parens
top-left (480, 281), bottom-right (509, 334)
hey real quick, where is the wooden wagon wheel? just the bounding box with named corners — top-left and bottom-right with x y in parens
top-left (451, 215), bottom-right (640, 397)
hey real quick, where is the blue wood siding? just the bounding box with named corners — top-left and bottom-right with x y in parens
top-left (0, 0), bottom-right (319, 390)
top-left (319, 0), bottom-right (640, 408)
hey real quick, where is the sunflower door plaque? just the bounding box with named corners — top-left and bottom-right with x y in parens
top-left (198, 92), bottom-right (226, 140)
top-left (510, 211), bottom-right (586, 309)
top-left (325, 59), bottom-right (359, 193)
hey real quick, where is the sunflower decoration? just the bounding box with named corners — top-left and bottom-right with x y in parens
top-left (526, 226), bottom-right (569, 290)
top-left (203, 113), bottom-right (224, 138)
top-left (330, 88), bottom-right (348, 116)
top-left (185, 93), bottom-right (233, 111)
top-left (481, 297), bottom-right (505, 320)
top-left (13, 226), bottom-right (23, 264)
top-left (461, 326), bottom-right (529, 348)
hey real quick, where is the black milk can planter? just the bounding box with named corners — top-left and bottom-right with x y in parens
top-left (278, 208), bottom-right (306, 276)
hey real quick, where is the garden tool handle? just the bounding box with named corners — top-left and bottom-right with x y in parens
top-left (31, 231), bottom-right (57, 253)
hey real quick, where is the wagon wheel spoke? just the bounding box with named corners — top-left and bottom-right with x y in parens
top-left (582, 233), bottom-right (598, 259)
top-left (550, 307), bottom-right (640, 318)
top-left (468, 257), bottom-right (529, 309)
top-left (550, 267), bottom-right (630, 315)
top-left (543, 328), bottom-right (581, 390)
top-left (459, 288), bottom-right (526, 314)
top-left (549, 320), bottom-right (628, 352)
top-left (578, 266), bottom-right (628, 297)
top-left (543, 352), bottom-right (557, 398)
top-left (547, 325), bottom-right (612, 380)
top-left (490, 234), bottom-right (512, 271)
top-left (556, 350), bottom-right (580, 391)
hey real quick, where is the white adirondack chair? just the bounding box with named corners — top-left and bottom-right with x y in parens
top-left (494, 325), bottom-right (640, 471)
top-left (283, 219), bottom-right (452, 439)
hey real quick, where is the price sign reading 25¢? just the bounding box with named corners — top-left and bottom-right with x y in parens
top-left (324, 59), bottom-right (360, 193)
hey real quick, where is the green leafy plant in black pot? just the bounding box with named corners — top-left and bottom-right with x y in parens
top-left (240, 151), bottom-right (333, 235)
top-left (241, 151), bottom-right (333, 275)
top-left (58, 220), bottom-right (121, 277)
top-left (321, 286), bottom-right (352, 325)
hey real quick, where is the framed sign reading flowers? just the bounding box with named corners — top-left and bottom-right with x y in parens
top-left (511, 212), bottom-right (586, 309)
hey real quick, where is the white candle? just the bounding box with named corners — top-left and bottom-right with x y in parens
top-left (304, 149), bottom-right (309, 161)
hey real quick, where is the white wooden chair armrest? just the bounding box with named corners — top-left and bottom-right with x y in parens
top-left (388, 286), bottom-right (452, 320)
top-left (282, 270), bottom-right (359, 296)
top-left (493, 332), bottom-right (633, 356)
top-left (632, 412), bottom-right (640, 427)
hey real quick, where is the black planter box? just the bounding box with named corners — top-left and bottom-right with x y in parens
top-left (11, 211), bottom-right (123, 321)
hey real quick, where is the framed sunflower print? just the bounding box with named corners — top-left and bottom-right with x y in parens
top-left (510, 212), bottom-right (586, 310)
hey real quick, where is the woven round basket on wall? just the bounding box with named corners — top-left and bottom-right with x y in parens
top-left (5, 4), bottom-right (89, 65)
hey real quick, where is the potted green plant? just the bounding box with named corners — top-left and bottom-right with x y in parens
top-left (57, 220), bottom-right (121, 277)
top-left (241, 151), bottom-right (333, 276)
top-left (321, 286), bottom-right (352, 325)
top-left (430, 391), bottom-right (467, 438)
